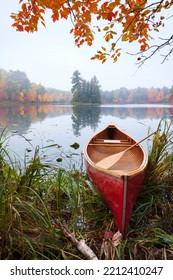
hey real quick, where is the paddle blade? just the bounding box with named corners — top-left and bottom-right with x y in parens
top-left (96, 150), bottom-right (125, 169)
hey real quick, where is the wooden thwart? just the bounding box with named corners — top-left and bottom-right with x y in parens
top-left (96, 131), bottom-right (157, 169)
top-left (89, 143), bottom-right (131, 147)
top-left (94, 139), bottom-right (130, 144)
top-left (104, 140), bottom-right (121, 143)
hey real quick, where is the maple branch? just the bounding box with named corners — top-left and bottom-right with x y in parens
top-left (114, 1), bottom-right (164, 48)
top-left (161, 38), bottom-right (173, 63)
top-left (67, 0), bottom-right (76, 26)
top-left (134, 34), bottom-right (173, 66)
top-left (144, 0), bottom-right (164, 10)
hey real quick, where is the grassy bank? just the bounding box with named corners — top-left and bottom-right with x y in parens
top-left (0, 119), bottom-right (173, 260)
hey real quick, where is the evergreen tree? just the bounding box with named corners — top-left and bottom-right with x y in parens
top-left (71, 70), bottom-right (101, 104)
top-left (71, 70), bottom-right (83, 103)
top-left (89, 76), bottom-right (101, 104)
top-left (81, 79), bottom-right (90, 103)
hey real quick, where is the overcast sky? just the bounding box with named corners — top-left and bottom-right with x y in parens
top-left (1, 1), bottom-right (173, 91)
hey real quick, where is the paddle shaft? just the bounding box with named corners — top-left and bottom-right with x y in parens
top-left (120, 130), bottom-right (158, 154)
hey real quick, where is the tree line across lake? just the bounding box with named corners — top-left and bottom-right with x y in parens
top-left (0, 68), bottom-right (172, 104)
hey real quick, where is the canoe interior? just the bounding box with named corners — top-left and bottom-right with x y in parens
top-left (87, 124), bottom-right (146, 175)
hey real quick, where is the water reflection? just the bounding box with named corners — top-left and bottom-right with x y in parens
top-left (0, 103), bottom-right (172, 136)
top-left (0, 104), bottom-right (73, 135)
top-left (72, 105), bottom-right (101, 136)
top-left (0, 103), bottom-right (172, 166)
top-left (100, 105), bottom-right (173, 120)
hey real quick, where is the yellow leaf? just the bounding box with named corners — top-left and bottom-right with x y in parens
top-left (105, 33), bottom-right (111, 42)
top-left (102, 46), bottom-right (106, 51)
top-left (103, 26), bottom-right (109, 31)
top-left (84, 11), bottom-right (91, 22)
top-left (142, 9), bottom-right (151, 16)
top-left (116, 48), bottom-right (121, 53)
top-left (72, 1), bottom-right (81, 11)
top-left (122, 33), bottom-right (128, 41)
top-left (109, 2), bottom-right (116, 10)
top-left (111, 42), bottom-right (116, 51)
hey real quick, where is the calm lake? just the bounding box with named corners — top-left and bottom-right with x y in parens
top-left (0, 103), bottom-right (173, 169)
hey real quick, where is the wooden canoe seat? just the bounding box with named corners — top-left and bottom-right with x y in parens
top-left (103, 140), bottom-right (121, 143)
top-left (89, 139), bottom-right (132, 146)
top-left (92, 139), bottom-right (131, 144)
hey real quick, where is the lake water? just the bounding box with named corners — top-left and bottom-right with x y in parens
top-left (0, 103), bottom-right (172, 169)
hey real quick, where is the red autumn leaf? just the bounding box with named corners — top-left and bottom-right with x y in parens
top-left (16, 24), bottom-right (24, 32)
top-left (52, 10), bottom-right (59, 22)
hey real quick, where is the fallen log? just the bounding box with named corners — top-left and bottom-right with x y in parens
top-left (54, 218), bottom-right (98, 260)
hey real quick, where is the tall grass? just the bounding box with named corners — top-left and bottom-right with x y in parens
top-left (0, 119), bottom-right (173, 259)
top-left (125, 118), bottom-right (173, 259)
top-left (0, 129), bottom-right (109, 259)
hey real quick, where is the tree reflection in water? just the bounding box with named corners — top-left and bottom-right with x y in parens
top-left (71, 105), bottom-right (101, 136)
top-left (0, 103), bottom-right (172, 168)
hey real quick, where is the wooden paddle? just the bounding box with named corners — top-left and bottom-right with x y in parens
top-left (96, 130), bottom-right (157, 169)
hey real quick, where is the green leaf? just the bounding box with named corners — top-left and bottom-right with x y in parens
top-left (70, 142), bottom-right (80, 149)
top-left (56, 158), bottom-right (62, 162)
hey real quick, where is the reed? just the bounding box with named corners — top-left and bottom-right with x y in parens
top-left (124, 118), bottom-right (173, 259)
top-left (0, 130), bottom-right (107, 259)
top-left (0, 119), bottom-right (173, 260)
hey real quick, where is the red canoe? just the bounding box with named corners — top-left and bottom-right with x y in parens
top-left (84, 123), bottom-right (148, 237)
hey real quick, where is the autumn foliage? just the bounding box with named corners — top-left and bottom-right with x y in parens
top-left (11, 0), bottom-right (173, 63)
top-left (0, 69), bottom-right (71, 103)
top-left (0, 68), bottom-right (173, 104)
top-left (101, 86), bottom-right (173, 104)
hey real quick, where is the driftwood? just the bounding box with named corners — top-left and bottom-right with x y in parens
top-left (55, 218), bottom-right (98, 260)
